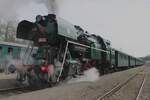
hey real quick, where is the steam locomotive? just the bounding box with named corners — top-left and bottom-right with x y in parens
top-left (16, 14), bottom-right (144, 87)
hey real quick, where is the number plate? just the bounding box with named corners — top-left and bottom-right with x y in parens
top-left (38, 38), bottom-right (47, 42)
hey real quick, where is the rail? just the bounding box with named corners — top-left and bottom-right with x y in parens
top-left (96, 70), bottom-right (145, 100)
top-left (0, 86), bottom-right (27, 92)
top-left (135, 74), bottom-right (146, 100)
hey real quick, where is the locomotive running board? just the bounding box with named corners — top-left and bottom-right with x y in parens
top-left (68, 40), bottom-right (109, 53)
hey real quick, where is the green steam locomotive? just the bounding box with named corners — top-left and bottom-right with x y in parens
top-left (16, 14), bottom-right (144, 87)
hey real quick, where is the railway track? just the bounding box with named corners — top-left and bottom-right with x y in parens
top-left (0, 86), bottom-right (40, 99)
top-left (96, 70), bottom-right (146, 100)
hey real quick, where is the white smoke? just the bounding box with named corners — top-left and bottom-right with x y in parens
top-left (68, 68), bottom-right (100, 83)
top-left (17, 0), bottom-right (61, 21)
top-left (0, 0), bottom-right (63, 22)
top-left (41, 0), bottom-right (58, 14)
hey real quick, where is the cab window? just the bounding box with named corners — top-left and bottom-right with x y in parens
top-left (0, 47), bottom-right (2, 56)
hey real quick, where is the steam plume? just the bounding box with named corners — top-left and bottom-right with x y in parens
top-left (46, 0), bottom-right (58, 14)
top-left (68, 68), bottom-right (100, 83)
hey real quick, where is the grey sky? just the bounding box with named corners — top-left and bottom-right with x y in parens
top-left (56, 0), bottom-right (150, 57)
top-left (0, 0), bottom-right (149, 57)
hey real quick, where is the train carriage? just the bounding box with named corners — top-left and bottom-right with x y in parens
top-left (136, 58), bottom-right (144, 66)
top-left (110, 48), bottom-right (144, 70)
top-left (0, 41), bottom-right (24, 72)
top-left (117, 51), bottom-right (129, 67)
top-left (129, 56), bottom-right (136, 67)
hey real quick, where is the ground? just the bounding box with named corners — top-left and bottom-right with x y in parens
top-left (0, 73), bottom-right (17, 90)
top-left (0, 65), bottom-right (150, 100)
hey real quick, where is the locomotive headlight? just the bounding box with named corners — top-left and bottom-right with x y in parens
top-left (40, 66), bottom-right (49, 73)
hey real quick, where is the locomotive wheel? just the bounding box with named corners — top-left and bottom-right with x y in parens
top-left (16, 72), bottom-right (26, 82)
top-left (27, 74), bottom-right (50, 89)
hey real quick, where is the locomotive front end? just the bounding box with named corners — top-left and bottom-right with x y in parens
top-left (16, 14), bottom-right (61, 87)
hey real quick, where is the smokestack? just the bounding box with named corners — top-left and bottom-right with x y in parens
top-left (45, 0), bottom-right (58, 14)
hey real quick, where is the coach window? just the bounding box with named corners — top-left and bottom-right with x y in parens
top-left (8, 48), bottom-right (13, 56)
top-left (0, 47), bottom-right (2, 56)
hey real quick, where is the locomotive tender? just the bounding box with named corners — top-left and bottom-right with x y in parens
top-left (16, 14), bottom-right (144, 86)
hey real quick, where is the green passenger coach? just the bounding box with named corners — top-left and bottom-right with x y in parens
top-left (0, 41), bottom-right (27, 71)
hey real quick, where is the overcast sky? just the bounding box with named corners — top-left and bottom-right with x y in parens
top-left (1, 0), bottom-right (150, 57)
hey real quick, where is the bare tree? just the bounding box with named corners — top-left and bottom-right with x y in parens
top-left (0, 19), bottom-right (28, 44)
top-left (2, 20), bottom-right (16, 42)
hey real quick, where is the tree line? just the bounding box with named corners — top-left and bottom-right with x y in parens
top-left (0, 20), bottom-right (28, 44)
top-left (0, 20), bottom-right (16, 42)
top-left (140, 55), bottom-right (150, 62)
